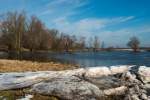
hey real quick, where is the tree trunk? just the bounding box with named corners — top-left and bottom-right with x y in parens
top-left (0, 66), bottom-right (149, 100)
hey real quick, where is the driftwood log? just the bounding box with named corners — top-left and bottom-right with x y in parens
top-left (0, 65), bottom-right (150, 100)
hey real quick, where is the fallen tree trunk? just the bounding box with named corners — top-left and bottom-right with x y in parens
top-left (0, 65), bottom-right (150, 100)
top-left (0, 65), bottom-right (132, 91)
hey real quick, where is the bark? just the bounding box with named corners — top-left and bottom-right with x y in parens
top-left (0, 65), bottom-right (150, 100)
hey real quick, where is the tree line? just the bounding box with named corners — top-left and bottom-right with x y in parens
top-left (0, 12), bottom-right (102, 53)
top-left (0, 11), bottom-right (141, 56)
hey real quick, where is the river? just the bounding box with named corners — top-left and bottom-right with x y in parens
top-left (0, 51), bottom-right (150, 67)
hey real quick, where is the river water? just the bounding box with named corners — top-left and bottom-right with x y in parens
top-left (1, 51), bottom-right (150, 67)
top-left (49, 51), bottom-right (150, 67)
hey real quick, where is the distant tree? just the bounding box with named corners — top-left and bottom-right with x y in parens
top-left (58, 34), bottom-right (75, 52)
top-left (0, 11), bottom-right (103, 54)
top-left (88, 37), bottom-right (93, 50)
top-left (59, 34), bottom-right (69, 52)
top-left (70, 35), bottom-right (77, 51)
top-left (106, 46), bottom-right (114, 51)
top-left (79, 37), bottom-right (86, 50)
top-left (48, 29), bottom-right (60, 51)
top-left (93, 36), bottom-right (100, 52)
top-left (127, 36), bottom-right (140, 52)
top-left (101, 41), bottom-right (105, 49)
top-left (24, 16), bottom-right (42, 51)
top-left (0, 11), bottom-right (26, 59)
top-left (75, 36), bottom-right (85, 51)
top-left (24, 16), bottom-right (52, 51)
top-left (38, 29), bottom-right (52, 50)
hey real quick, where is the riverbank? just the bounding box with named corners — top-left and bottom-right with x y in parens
top-left (0, 59), bottom-right (78, 72)
top-left (0, 59), bottom-right (78, 100)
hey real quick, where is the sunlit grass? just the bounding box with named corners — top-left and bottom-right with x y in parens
top-left (0, 59), bottom-right (78, 72)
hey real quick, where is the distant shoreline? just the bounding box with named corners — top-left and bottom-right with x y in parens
top-left (0, 47), bottom-right (150, 53)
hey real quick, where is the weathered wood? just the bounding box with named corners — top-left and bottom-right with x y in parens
top-left (0, 65), bottom-right (133, 90)
top-left (0, 65), bottom-right (150, 100)
top-left (103, 86), bottom-right (127, 95)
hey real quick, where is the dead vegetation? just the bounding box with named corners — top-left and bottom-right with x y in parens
top-left (0, 59), bottom-right (78, 72)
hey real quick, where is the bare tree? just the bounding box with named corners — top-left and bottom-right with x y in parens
top-left (63, 35), bottom-right (73, 52)
top-left (0, 11), bottom-right (26, 59)
top-left (0, 11), bottom-right (99, 54)
top-left (79, 36), bottom-right (86, 50)
top-left (49, 29), bottom-right (60, 51)
top-left (93, 36), bottom-right (100, 52)
top-left (70, 35), bottom-right (77, 51)
top-left (127, 36), bottom-right (140, 52)
top-left (24, 16), bottom-right (51, 52)
top-left (101, 41), bottom-right (105, 49)
top-left (74, 36), bottom-right (86, 51)
top-left (38, 29), bottom-right (52, 50)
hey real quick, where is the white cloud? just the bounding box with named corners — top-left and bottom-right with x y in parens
top-left (39, 0), bottom-right (89, 17)
top-left (38, 0), bottom-right (135, 38)
top-left (51, 16), bottom-right (135, 36)
top-left (46, 0), bottom-right (88, 7)
top-left (115, 16), bottom-right (135, 23)
top-left (97, 26), bottom-right (150, 47)
top-left (50, 16), bottom-right (150, 47)
top-left (36, 0), bottom-right (149, 47)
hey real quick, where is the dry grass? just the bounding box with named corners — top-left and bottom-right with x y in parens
top-left (0, 59), bottom-right (79, 99)
top-left (0, 59), bottom-right (79, 72)
top-left (0, 88), bottom-right (59, 100)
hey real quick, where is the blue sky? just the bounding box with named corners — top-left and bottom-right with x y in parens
top-left (0, 0), bottom-right (150, 47)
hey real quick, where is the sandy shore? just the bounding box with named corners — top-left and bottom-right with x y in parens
top-left (0, 59), bottom-right (78, 72)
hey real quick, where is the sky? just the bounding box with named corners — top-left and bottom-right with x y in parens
top-left (0, 0), bottom-right (150, 47)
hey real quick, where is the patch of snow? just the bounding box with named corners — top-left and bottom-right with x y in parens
top-left (16, 94), bottom-right (33, 100)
